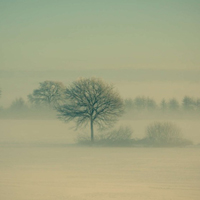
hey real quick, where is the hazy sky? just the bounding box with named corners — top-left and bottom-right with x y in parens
top-left (1, 0), bottom-right (200, 71)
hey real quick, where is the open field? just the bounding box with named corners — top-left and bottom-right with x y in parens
top-left (0, 146), bottom-right (200, 200)
top-left (0, 120), bottom-right (200, 199)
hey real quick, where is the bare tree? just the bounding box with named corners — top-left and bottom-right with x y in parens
top-left (57, 77), bottom-right (124, 142)
top-left (28, 81), bottom-right (66, 108)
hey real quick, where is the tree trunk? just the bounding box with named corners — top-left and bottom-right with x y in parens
top-left (90, 118), bottom-right (94, 143)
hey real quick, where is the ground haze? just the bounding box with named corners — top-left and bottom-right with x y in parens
top-left (1, 1), bottom-right (199, 199)
top-left (0, 145), bottom-right (200, 200)
top-left (0, 119), bottom-right (200, 200)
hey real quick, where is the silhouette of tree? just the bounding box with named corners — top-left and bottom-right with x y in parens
top-left (57, 77), bottom-right (124, 142)
top-left (133, 97), bottom-right (157, 111)
top-left (168, 98), bottom-right (179, 111)
top-left (10, 98), bottom-right (27, 111)
top-left (134, 97), bottom-right (146, 110)
top-left (182, 96), bottom-right (196, 111)
top-left (28, 81), bottom-right (66, 108)
top-left (160, 99), bottom-right (167, 112)
top-left (146, 98), bottom-right (157, 111)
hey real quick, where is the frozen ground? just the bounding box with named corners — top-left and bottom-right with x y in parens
top-left (0, 120), bottom-right (200, 200)
top-left (0, 146), bottom-right (200, 200)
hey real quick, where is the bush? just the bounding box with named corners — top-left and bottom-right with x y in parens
top-left (77, 126), bottom-right (134, 146)
top-left (144, 122), bottom-right (192, 147)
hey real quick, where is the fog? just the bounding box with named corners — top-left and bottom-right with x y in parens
top-left (1, 140), bottom-right (200, 200)
top-left (1, 68), bottom-right (200, 200)
top-left (1, 118), bottom-right (200, 145)
top-left (1, 69), bottom-right (200, 107)
top-left (1, 117), bottom-right (200, 199)
top-left (1, 0), bottom-right (200, 199)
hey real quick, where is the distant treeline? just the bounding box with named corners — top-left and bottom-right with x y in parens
top-left (1, 96), bottom-right (200, 119)
top-left (0, 97), bottom-right (57, 119)
top-left (124, 96), bottom-right (200, 112)
top-left (0, 80), bottom-right (200, 119)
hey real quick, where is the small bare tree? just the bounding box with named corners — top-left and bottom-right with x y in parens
top-left (57, 77), bottom-right (124, 142)
top-left (28, 81), bottom-right (66, 108)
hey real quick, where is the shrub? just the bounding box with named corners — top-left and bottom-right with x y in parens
top-left (144, 122), bottom-right (192, 147)
top-left (77, 126), bottom-right (134, 146)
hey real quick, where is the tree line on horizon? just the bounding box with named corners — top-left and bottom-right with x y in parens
top-left (124, 96), bottom-right (200, 113)
top-left (1, 79), bottom-right (124, 143)
top-left (0, 81), bottom-right (200, 117)
top-left (0, 79), bottom-right (197, 146)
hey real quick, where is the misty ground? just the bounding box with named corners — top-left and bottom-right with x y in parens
top-left (1, 118), bottom-right (200, 145)
top-left (1, 119), bottom-right (200, 200)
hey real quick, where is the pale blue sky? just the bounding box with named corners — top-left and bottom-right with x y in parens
top-left (1, 0), bottom-right (200, 71)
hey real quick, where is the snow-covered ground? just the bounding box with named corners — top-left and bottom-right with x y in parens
top-left (0, 120), bottom-right (200, 200)
top-left (0, 146), bottom-right (200, 200)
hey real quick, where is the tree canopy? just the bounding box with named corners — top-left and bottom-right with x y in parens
top-left (57, 77), bottom-right (124, 142)
top-left (28, 81), bottom-right (66, 108)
